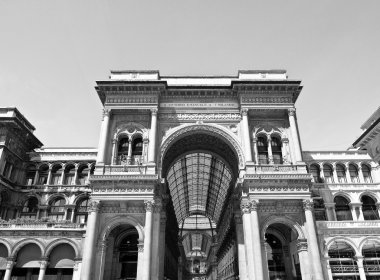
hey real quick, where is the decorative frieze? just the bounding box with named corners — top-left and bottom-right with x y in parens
top-left (241, 96), bottom-right (293, 104)
top-left (158, 113), bottom-right (241, 121)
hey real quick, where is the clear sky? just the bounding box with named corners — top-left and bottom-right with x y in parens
top-left (1, 0), bottom-right (379, 150)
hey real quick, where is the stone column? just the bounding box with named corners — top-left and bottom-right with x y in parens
top-left (240, 199), bottom-right (255, 280)
top-left (127, 139), bottom-right (133, 165)
top-left (86, 163), bottom-right (93, 184)
top-left (349, 203), bottom-right (359, 221)
top-left (72, 164), bottom-right (79, 185)
top-left (59, 163), bottom-right (66, 185)
top-left (148, 109), bottom-right (158, 163)
top-left (96, 109), bottom-right (111, 165)
top-left (356, 256), bottom-right (367, 280)
top-left (73, 258), bottom-right (82, 280)
top-left (241, 109), bottom-right (253, 162)
top-left (252, 138), bottom-right (258, 164)
top-left (325, 258), bottom-right (333, 280)
top-left (282, 138), bottom-right (291, 164)
top-left (46, 165), bottom-right (53, 185)
top-left (158, 213), bottom-right (167, 280)
top-left (34, 169), bottom-right (39, 185)
top-left (81, 200), bottom-right (101, 280)
top-left (3, 258), bottom-right (15, 280)
top-left (136, 242), bottom-right (145, 280)
top-left (288, 108), bottom-right (303, 162)
top-left (303, 199), bottom-right (324, 280)
top-left (324, 203), bottom-right (336, 221)
top-left (234, 213), bottom-right (248, 280)
top-left (296, 240), bottom-right (311, 280)
top-left (358, 165), bottom-right (365, 183)
top-left (332, 163), bottom-right (339, 183)
top-left (151, 200), bottom-right (162, 280)
top-left (318, 163), bottom-right (325, 182)
top-left (250, 200), bottom-right (264, 280)
top-left (111, 139), bottom-right (118, 165)
top-left (267, 137), bottom-right (273, 164)
top-left (345, 163), bottom-right (352, 183)
top-left (142, 200), bottom-right (154, 280)
top-left (37, 258), bottom-right (48, 280)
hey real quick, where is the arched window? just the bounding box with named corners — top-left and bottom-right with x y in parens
top-left (349, 164), bottom-right (359, 183)
top-left (75, 198), bottom-right (89, 223)
top-left (51, 165), bottom-right (63, 185)
top-left (118, 137), bottom-right (130, 164)
top-left (37, 165), bottom-right (49, 185)
top-left (48, 197), bottom-right (66, 221)
top-left (63, 165), bottom-right (75, 185)
top-left (271, 136), bottom-right (282, 164)
top-left (313, 198), bottom-right (326, 221)
top-left (334, 196), bottom-right (353, 221)
top-left (323, 164), bottom-right (334, 183)
top-left (362, 241), bottom-right (380, 279)
top-left (131, 137), bottom-right (143, 165)
top-left (362, 164), bottom-right (372, 183)
top-left (257, 136), bottom-right (269, 164)
top-left (328, 241), bottom-right (358, 278)
top-left (21, 197), bottom-right (38, 219)
top-left (25, 165), bottom-right (37, 186)
top-left (336, 164), bottom-right (346, 183)
top-left (310, 164), bottom-right (322, 183)
top-left (362, 195), bottom-right (379, 220)
top-left (77, 165), bottom-right (89, 185)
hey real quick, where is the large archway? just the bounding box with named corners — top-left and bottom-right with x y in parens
top-left (160, 128), bottom-right (241, 280)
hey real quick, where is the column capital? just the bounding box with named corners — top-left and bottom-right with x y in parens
top-left (296, 239), bottom-right (308, 252)
top-left (250, 199), bottom-right (259, 211)
top-left (303, 199), bottom-right (314, 211)
top-left (102, 108), bottom-right (111, 118)
top-left (240, 108), bottom-right (249, 116)
top-left (288, 107), bottom-right (296, 117)
top-left (144, 200), bottom-right (155, 212)
top-left (88, 200), bottom-right (101, 213)
top-left (324, 202), bottom-right (335, 209)
top-left (39, 258), bottom-right (49, 269)
top-left (240, 199), bottom-right (251, 214)
top-left (150, 108), bottom-right (158, 115)
top-left (137, 243), bottom-right (144, 252)
top-left (5, 257), bottom-right (15, 269)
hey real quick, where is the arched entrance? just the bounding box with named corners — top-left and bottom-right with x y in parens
top-left (264, 223), bottom-right (303, 280)
top-left (160, 126), bottom-right (242, 280)
top-left (102, 225), bottom-right (140, 280)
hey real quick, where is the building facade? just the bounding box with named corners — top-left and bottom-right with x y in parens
top-left (0, 70), bottom-right (379, 280)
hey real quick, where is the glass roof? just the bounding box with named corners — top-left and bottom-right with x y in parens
top-left (167, 152), bottom-right (233, 225)
top-left (182, 233), bottom-right (211, 259)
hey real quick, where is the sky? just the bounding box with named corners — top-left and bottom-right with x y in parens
top-left (0, 0), bottom-right (379, 150)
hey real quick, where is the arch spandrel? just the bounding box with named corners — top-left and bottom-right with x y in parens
top-left (159, 123), bottom-right (245, 176)
top-left (260, 215), bottom-right (306, 240)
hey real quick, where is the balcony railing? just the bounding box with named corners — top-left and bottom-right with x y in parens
top-left (330, 264), bottom-right (358, 273)
top-left (317, 221), bottom-right (380, 229)
top-left (251, 164), bottom-right (306, 173)
top-left (313, 183), bottom-right (380, 191)
top-left (0, 218), bottom-right (85, 229)
top-left (364, 264), bottom-right (380, 272)
top-left (96, 164), bottom-right (148, 175)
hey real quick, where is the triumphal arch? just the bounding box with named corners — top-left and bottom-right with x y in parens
top-left (83, 69), bottom-right (323, 280)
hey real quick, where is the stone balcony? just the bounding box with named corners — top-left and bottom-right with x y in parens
top-left (312, 182), bottom-right (380, 192)
top-left (0, 218), bottom-right (86, 230)
top-left (243, 164), bottom-right (312, 199)
top-left (16, 184), bottom-right (91, 193)
top-left (317, 220), bottom-right (380, 235)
